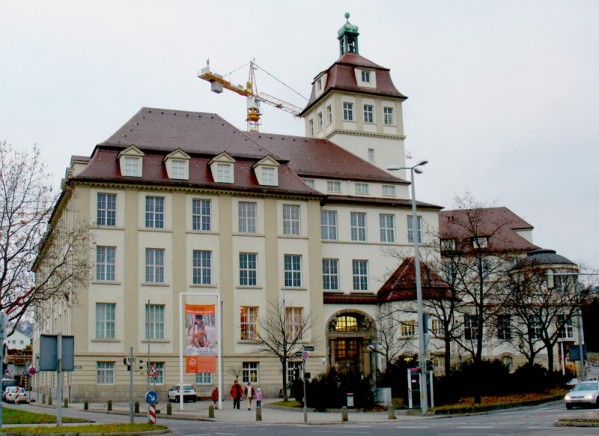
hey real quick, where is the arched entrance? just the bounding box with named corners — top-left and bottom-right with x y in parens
top-left (327, 310), bottom-right (376, 375)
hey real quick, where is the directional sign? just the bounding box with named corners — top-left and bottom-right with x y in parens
top-left (303, 346), bottom-right (315, 352)
top-left (145, 390), bottom-right (158, 404)
top-left (147, 364), bottom-right (159, 377)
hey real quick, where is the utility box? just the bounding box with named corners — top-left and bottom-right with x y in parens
top-left (375, 387), bottom-right (392, 405)
top-left (346, 393), bottom-right (354, 408)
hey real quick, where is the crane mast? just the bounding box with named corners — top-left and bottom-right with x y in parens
top-left (198, 60), bottom-right (303, 132)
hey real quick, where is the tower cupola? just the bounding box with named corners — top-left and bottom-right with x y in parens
top-left (338, 12), bottom-right (359, 55)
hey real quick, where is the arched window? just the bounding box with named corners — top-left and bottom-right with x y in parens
top-left (335, 316), bottom-right (358, 332)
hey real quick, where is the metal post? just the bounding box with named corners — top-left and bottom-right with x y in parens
top-left (302, 360), bottom-right (307, 423)
top-left (147, 300), bottom-right (151, 393)
top-left (57, 333), bottom-right (63, 426)
top-left (129, 346), bottom-right (134, 423)
top-left (577, 306), bottom-right (585, 382)
top-left (0, 311), bottom-right (5, 428)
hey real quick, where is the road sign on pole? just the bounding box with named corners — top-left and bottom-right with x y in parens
top-left (147, 364), bottom-right (159, 377)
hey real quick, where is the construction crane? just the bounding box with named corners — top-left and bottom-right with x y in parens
top-left (198, 60), bottom-right (305, 132)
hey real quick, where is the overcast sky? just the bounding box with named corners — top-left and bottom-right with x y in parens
top-left (2, 1), bottom-right (598, 270)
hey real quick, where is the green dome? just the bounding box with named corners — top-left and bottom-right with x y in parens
top-left (338, 12), bottom-right (359, 36)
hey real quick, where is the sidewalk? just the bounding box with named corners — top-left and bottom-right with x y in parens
top-left (21, 398), bottom-right (429, 425)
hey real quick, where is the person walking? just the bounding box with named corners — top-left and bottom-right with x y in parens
top-left (211, 386), bottom-right (219, 409)
top-left (254, 387), bottom-right (264, 408)
top-left (230, 380), bottom-right (243, 409)
top-left (244, 381), bottom-right (255, 410)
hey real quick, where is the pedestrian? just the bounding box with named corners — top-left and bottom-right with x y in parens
top-left (244, 381), bottom-right (255, 410)
top-left (255, 387), bottom-right (264, 408)
top-left (230, 380), bottom-right (243, 409)
top-left (211, 386), bottom-right (219, 409)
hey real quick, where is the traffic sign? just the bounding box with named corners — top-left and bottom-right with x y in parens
top-left (145, 390), bottom-right (158, 404)
top-left (302, 350), bottom-right (309, 360)
top-left (147, 364), bottom-right (159, 377)
top-left (303, 346), bottom-right (315, 352)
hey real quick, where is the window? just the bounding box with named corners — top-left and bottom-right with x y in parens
top-left (240, 306), bottom-right (259, 340)
top-left (145, 304), bottom-right (165, 340)
top-left (361, 70), bottom-right (371, 82)
top-left (497, 315), bottom-right (512, 340)
top-left (383, 107), bottom-right (394, 125)
top-left (303, 178), bottom-right (315, 188)
top-left (352, 259), bottom-right (368, 291)
top-left (431, 318), bottom-right (445, 337)
top-left (284, 255), bottom-right (302, 287)
top-left (238, 202), bottom-right (257, 233)
top-left (335, 316), bottom-right (359, 332)
top-left (239, 253), bottom-right (257, 286)
top-left (283, 204), bottom-right (300, 235)
top-left (261, 167), bottom-right (275, 185)
top-left (97, 193), bottom-right (116, 226)
top-left (145, 248), bottom-right (165, 283)
top-left (401, 320), bottom-right (415, 337)
top-left (242, 362), bottom-right (258, 383)
top-left (320, 211), bottom-right (337, 240)
top-left (464, 315), bottom-right (479, 341)
top-left (343, 102), bottom-right (354, 121)
top-left (285, 307), bottom-right (304, 339)
top-left (443, 261), bottom-right (458, 283)
top-left (192, 199), bottom-right (211, 231)
top-left (287, 361), bottom-right (302, 383)
top-left (171, 159), bottom-right (187, 179)
top-left (379, 214), bottom-right (395, 243)
top-left (530, 316), bottom-right (542, 340)
top-left (441, 239), bottom-right (456, 251)
top-left (96, 246), bottom-right (116, 281)
top-left (350, 212), bottom-right (366, 241)
top-left (96, 303), bottom-right (116, 339)
top-left (322, 259), bottom-right (339, 290)
top-left (472, 237), bottom-right (488, 249)
top-left (216, 163), bottom-right (233, 183)
top-left (123, 156), bottom-right (141, 177)
top-left (382, 185), bottom-right (396, 197)
top-left (355, 183), bottom-right (369, 195)
top-left (192, 250), bottom-right (212, 285)
top-left (557, 315), bottom-right (574, 339)
top-left (363, 104), bottom-right (374, 123)
top-left (96, 362), bottom-right (115, 384)
top-left (317, 112), bottom-right (323, 130)
top-left (196, 372), bottom-right (213, 385)
top-left (309, 119), bottom-right (314, 136)
top-left (407, 215), bottom-right (422, 243)
top-left (368, 148), bottom-right (375, 162)
top-left (151, 362), bottom-right (165, 384)
top-left (326, 105), bottom-right (332, 124)
top-left (327, 181), bottom-right (341, 193)
top-left (145, 196), bottom-right (164, 229)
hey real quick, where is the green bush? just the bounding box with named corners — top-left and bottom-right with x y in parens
top-left (307, 368), bottom-right (374, 410)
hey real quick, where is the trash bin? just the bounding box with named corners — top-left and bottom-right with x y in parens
top-left (346, 392), bottom-right (354, 407)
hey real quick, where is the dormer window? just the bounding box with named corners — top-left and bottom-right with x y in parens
top-left (216, 163), bottom-right (233, 183)
top-left (254, 156), bottom-right (279, 186)
top-left (472, 237), bottom-right (489, 249)
top-left (164, 149), bottom-right (190, 180)
top-left (209, 152), bottom-right (235, 184)
top-left (118, 145), bottom-right (144, 177)
top-left (355, 69), bottom-right (377, 88)
top-left (361, 70), bottom-right (371, 82)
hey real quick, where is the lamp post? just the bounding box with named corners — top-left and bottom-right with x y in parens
top-left (388, 160), bottom-right (429, 415)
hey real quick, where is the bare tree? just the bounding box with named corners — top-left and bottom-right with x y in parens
top-left (256, 300), bottom-right (316, 401)
top-left (0, 142), bottom-right (92, 332)
top-left (372, 304), bottom-right (412, 370)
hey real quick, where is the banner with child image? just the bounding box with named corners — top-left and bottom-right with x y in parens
top-left (184, 304), bottom-right (216, 373)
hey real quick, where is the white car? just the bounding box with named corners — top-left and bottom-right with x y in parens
top-left (4, 386), bottom-right (28, 404)
top-left (168, 384), bottom-right (197, 402)
top-left (564, 380), bottom-right (599, 409)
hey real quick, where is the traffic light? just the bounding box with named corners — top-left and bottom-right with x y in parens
top-left (138, 359), bottom-right (145, 371)
top-left (123, 358), bottom-right (131, 371)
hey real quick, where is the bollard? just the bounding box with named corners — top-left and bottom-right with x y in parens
top-left (387, 404), bottom-right (396, 419)
top-left (107, 400), bottom-right (112, 411)
top-left (208, 404), bottom-right (215, 418)
top-left (64, 398), bottom-right (68, 408)
top-left (42, 394), bottom-right (46, 404)
top-left (48, 395), bottom-right (52, 406)
top-left (341, 406), bottom-right (348, 422)
top-left (135, 401), bottom-right (139, 413)
top-left (256, 406), bottom-right (262, 421)
top-left (84, 401), bottom-right (88, 411)
top-left (166, 402), bottom-right (172, 415)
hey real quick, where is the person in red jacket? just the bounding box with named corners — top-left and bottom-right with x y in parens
top-left (211, 386), bottom-right (219, 409)
top-left (230, 380), bottom-right (243, 409)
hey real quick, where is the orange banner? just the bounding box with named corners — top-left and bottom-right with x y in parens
top-left (184, 304), bottom-right (216, 374)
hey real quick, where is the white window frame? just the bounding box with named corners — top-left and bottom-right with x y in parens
top-left (261, 167), bottom-right (276, 185)
top-left (326, 105), bottom-right (332, 124)
top-left (407, 215), bottom-right (422, 244)
top-left (145, 304), bottom-right (165, 340)
top-left (401, 320), bottom-right (416, 337)
top-left (242, 362), bottom-right (259, 383)
top-left (145, 196), bottom-right (165, 229)
top-left (317, 112), bottom-right (323, 131)
top-left (96, 246), bottom-right (116, 281)
top-left (367, 148), bottom-right (375, 162)
top-left (350, 212), bottom-right (367, 242)
top-left (361, 70), bottom-right (371, 83)
top-left (352, 259), bottom-right (368, 291)
top-left (382, 185), bottom-right (396, 197)
top-left (284, 254), bottom-right (302, 288)
top-left (363, 104), bottom-right (374, 123)
top-left (145, 248), bottom-right (165, 283)
top-left (192, 250), bottom-right (212, 285)
top-left (283, 204), bottom-right (301, 236)
top-left (327, 181), bottom-right (341, 193)
top-left (170, 159), bottom-right (187, 179)
top-left (123, 156), bottom-right (142, 177)
top-left (343, 102), bottom-right (354, 121)
top-left (96, 303), bottom-right (116, 339)
top-left (240, 307), bottom-right (259, 341)
top-left (97, 193), bottom-right (116, 226)
top-left (96, 362), bottom-right (115, 385)
top-left (239, 253), bottom-right (257, 287)
top-left (192, 199), bottom-right (211, 231)
top-left (322, 258), bottom-right (339, 290)
top-left (238, 202), bottom-right (257, 233)
top-left (383, 106), bottom-right (394, 125)
top-left (355, 183), bottom-right (369, 195)
top-left (379, 214), bottom-right (395, 243)
top-left (195, 372), bottom-right (213, 385)
top-left (321, 211), bottom-right (338, 240)
top-left (285, 307), bottom-right (304, 339)
top-left (216, 163), bottom-right (233, 183)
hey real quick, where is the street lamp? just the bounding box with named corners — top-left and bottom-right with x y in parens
top-left (387, 160), bottom-right (429, 415)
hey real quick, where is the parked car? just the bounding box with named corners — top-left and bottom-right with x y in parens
top-left (4, 386), bottom-right (28, 404)
top-left (564, 380), bottom-right (599, 409)
top-left (168, 384), bottom-right (197, 402)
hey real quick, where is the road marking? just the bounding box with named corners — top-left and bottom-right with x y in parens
top-left (458, 426), bottom-right (493, 429)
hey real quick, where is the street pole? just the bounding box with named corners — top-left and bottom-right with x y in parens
top-left (302, 359), bottom-right (307, 423)
top-left (129, 346), bottom-right (134, 423)
top-left (388, 161), bottom-right (429, 415)
top-left (57, 333), bottom-right (63, 426)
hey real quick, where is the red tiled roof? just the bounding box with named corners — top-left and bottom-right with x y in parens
top-left (439, 207), bottom-right (538, 253)
top-left (377, 257), bottom-right (452, 302)
top-left (301, 53), bottom-right (407, 116)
